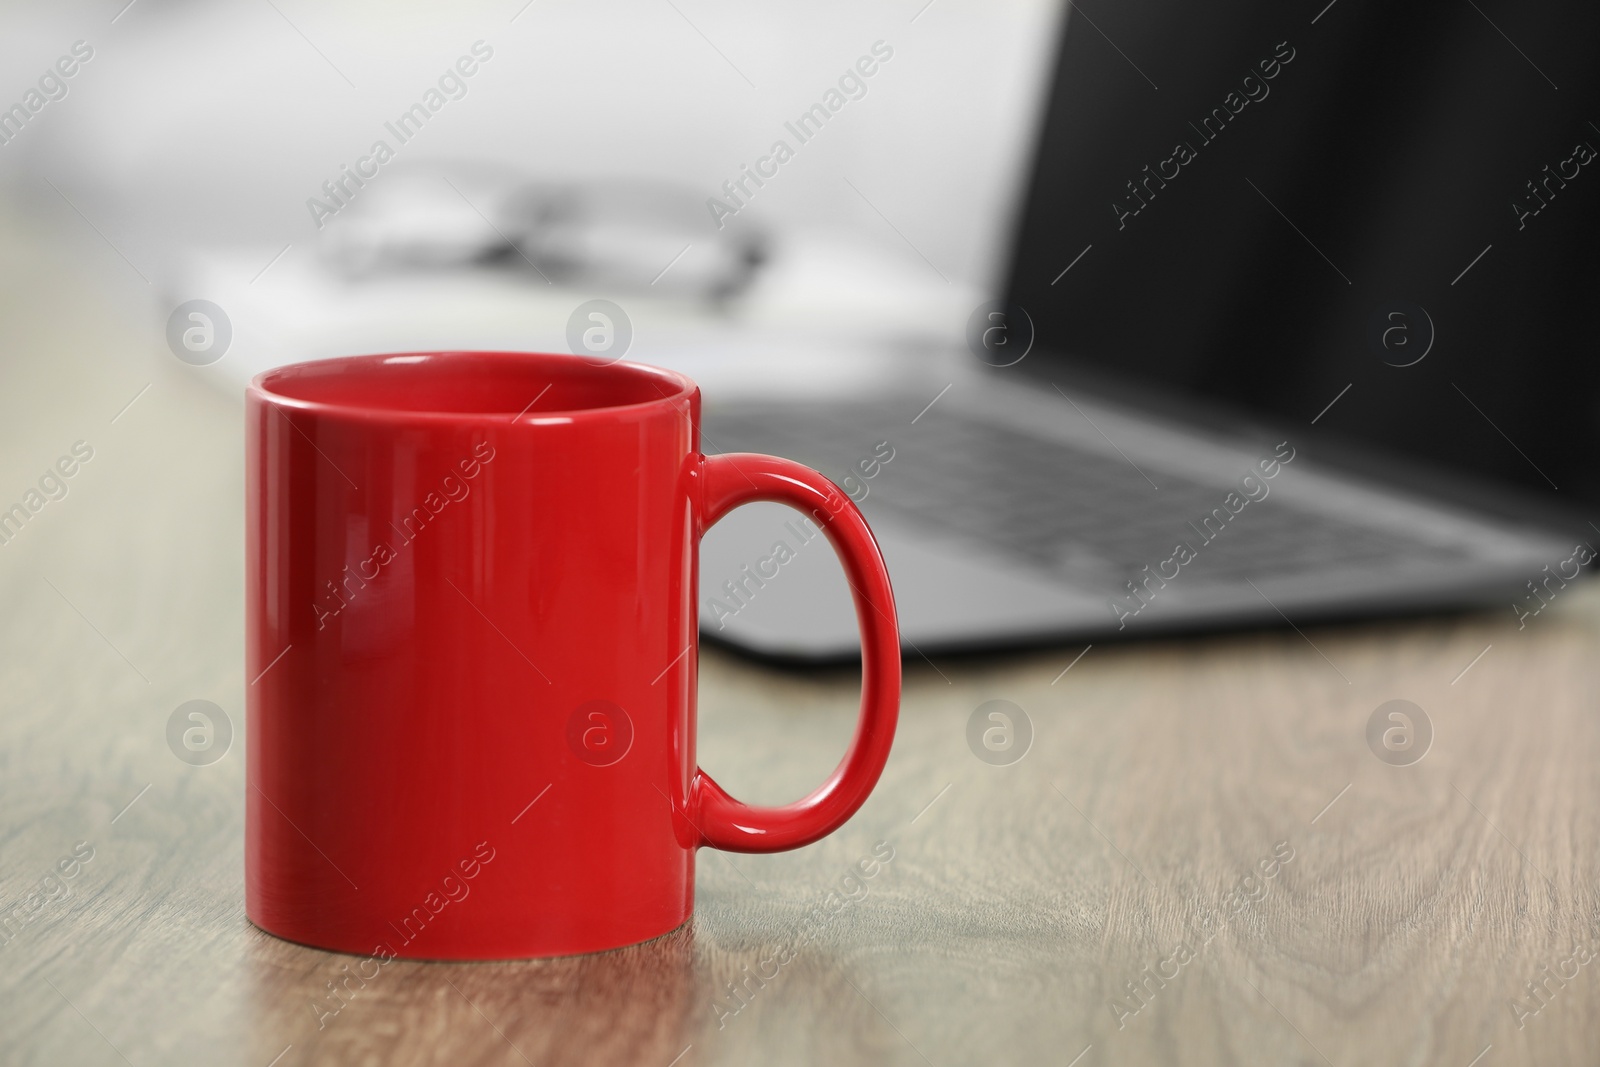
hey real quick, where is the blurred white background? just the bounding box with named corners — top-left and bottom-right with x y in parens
top-left (0, 0), bottom-right (1061, 392)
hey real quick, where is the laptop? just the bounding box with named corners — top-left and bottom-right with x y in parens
top-left (697, 0), bottom-right (1600, 661)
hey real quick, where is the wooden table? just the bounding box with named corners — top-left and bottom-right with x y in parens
top-left (3, 210), bottom-right (1598, 1067)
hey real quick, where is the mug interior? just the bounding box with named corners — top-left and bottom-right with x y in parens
top-left (255, 351), bottom-right (692, 419)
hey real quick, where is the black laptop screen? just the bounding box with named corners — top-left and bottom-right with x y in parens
top-left (1003, 0), bottom-right (1600, 512)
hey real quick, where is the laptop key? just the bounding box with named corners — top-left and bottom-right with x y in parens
top-left (703, 400), bottom-right (1475, 585)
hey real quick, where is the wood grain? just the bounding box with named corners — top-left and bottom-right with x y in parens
top-left (2, 206), bottom-right (1598, 1067)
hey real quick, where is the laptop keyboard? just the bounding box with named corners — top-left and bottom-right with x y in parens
top-left (703, 399), bottom-right (1469, 590)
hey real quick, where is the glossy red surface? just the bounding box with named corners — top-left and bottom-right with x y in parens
top-left (245, 351), bottom-right (900, 959)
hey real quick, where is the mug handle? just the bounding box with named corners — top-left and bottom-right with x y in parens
top-left (690, 452), bottom-right (901, 852)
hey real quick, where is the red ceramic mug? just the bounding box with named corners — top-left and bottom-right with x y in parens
top-left (245, 351), bottom-right (899, 959)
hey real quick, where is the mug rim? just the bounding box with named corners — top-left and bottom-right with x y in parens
top-left (249, 350), bottom-right (697, 425)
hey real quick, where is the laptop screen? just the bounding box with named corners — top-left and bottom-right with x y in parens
top-left (1002, 0), bottom-right (1600, 514)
